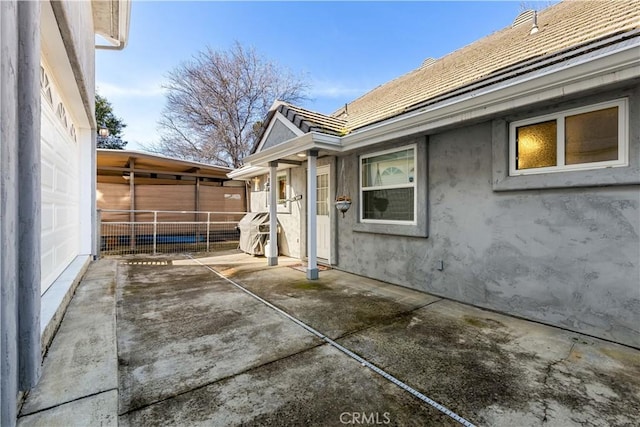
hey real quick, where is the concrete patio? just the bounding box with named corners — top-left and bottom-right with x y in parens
top-left (17, 251), bottom-right (640, 426)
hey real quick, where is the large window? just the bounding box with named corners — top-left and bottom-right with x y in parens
top-left (509, 99), bottom-right (627, 176)
top-left (360, 145), bottom-right (416, 224)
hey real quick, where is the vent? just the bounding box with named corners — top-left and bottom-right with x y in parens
top-left (512, 10), bottom-right (535, 28)
top-left (421, 57), bottom-right (436, 68)
top-left (123, 260), bottom-right (170, 265)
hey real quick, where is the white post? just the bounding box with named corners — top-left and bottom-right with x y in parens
top-left (206, 211), bottom-right (211, 252)
top-left (268, 161), bottom-right (278, 266)
top-left (307, 150), bottom-right (319, 280)
top-left (152, 211), bottom-right (157, 254)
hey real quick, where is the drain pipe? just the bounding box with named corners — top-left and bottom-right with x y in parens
top-left (185, 255), bottom-right (476, 427)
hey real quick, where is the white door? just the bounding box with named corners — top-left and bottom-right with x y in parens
top-left (316, 166), bottom-right (331, 260)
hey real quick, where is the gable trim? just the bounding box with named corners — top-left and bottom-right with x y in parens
top-left (255, 111), bottom-right (306, 154)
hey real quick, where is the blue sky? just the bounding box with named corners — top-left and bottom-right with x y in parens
top-left (96, 1), bottom-right (540, 151)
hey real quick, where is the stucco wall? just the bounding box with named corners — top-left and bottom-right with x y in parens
top-left (249, 157), bottom-right (336, 261)
top-left (334, 89), bottom-right (640, 348)
top-left (250, 168), bottom-right (305, 259)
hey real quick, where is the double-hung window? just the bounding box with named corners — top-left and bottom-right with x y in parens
top-left (509, 99), bottom-right (628, 175)
top-left (360, 145), bottom-right (416, 224)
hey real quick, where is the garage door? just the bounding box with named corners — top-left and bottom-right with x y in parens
top-left (40, 67), bottom-right (80, 293)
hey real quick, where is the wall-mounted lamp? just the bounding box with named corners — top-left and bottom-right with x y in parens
top-left (99, 124), bottom-right (109, 138)
top-left (263, 178), bottom-right (270, 192)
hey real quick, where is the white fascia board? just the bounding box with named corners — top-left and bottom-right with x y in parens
top-left (227, 165), bottom-right (269, 180)
top-left (41, 2), bottom-right (91, 128)
top-left (342, 39), bottom-right (640, 151)
top-left (119, 0), bottom-right (132, 48)
top-left (254, 111), bottom-right (306, 153)
top-left (244, 132), bottom-right (342, 167)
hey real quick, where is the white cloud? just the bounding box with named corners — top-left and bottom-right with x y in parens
top-left (309, 80), bottom-right (367, 99)
top-left (96, 81), bottom-right (167, 99)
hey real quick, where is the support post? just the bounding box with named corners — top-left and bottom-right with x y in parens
top-left (307, 150), bottom-right (319, 280)
top-left (17, 0), bottom-right (42, 391)
top-left (267, 161), bottom-right (278, 266)
top-left (129, 158), bottom-right (136, 249)
top-left (95, 209), bottom-right (102, 259)
top-left (152, 211), bottom-right (157, 254)
top-left (1, 2), bottom-right (42, 423)
top-left (206, 211), bottom-right (211, 252)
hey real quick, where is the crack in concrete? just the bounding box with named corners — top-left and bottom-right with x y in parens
top-left (540, 342), bottom-right (575, 425)
top-left (117, 341), bottom-right (327, 417)
top-left (18, 388), bottom-right (118, 418)
top-left (334, 298), bottom-right (444, 342)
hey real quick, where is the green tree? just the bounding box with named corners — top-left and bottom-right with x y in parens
top-left (95, 93), bottom-right (128, 149)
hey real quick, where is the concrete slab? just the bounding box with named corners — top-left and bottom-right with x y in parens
top-left (183, 252), bottom-right (640, 426)
top-left (120, 345), bottom-right (455, 427)
top-left (18, 390), bottom-right (117, 427)
top-left (180, 255), bottom-right (439, 339)
top-left (337, 300), bottom-right (640, 426)
top-left (40, 255), bottom-right (91, 352)
top-left (20, 259), bottom-right (117, 416)
top-left (24, 251), bottom-right (640, 426)
top-left (116, 261), bottom-right (322, 415)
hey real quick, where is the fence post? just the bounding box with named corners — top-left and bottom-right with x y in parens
top-left (206, 212), bottom-right (211, 252)
top-left (95, 209), bottom-right (102, 259)
top-left (153, 211), bottom-right (158, 254)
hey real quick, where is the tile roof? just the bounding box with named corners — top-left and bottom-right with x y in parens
top-left (278, 103), bottom-right (347, 136)
top-left (334, 0), bottom-right (640, 131)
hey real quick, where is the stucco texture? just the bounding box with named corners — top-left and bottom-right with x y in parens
top-left (334, 121), bottom-right (639, 348)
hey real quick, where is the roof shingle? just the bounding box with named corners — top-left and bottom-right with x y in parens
top-left (335, 0), bottom-right (640, 131)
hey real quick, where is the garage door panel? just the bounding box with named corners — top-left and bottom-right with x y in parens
top-left (40, 97), bottom-right (80, 293)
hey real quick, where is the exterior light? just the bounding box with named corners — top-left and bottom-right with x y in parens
top-left (296, 153), bottom-right (307, 158)
top-left (99, 125), bottom-right (109, 137)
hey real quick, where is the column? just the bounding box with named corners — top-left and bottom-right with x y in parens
top-left (307, 150), bottom-right (318, 280)
top-left (267, 161), bottom-right (278, 266)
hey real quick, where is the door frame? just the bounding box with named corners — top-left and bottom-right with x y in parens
top-left (304, 161), bottom-right (335, 266)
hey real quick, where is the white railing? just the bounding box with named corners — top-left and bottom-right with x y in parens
top-left (98, 209), bottom-right (247, 256)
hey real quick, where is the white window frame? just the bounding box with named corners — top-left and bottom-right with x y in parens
top-left (509, 98), bottom-right (628, 176)
top-left (359, 144), bottom-right (417, 225)
top-left (265, 169), bottom-right (290, 213)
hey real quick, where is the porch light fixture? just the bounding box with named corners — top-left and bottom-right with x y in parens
top-left (264, 178), bottom-right (270, 192)
top-left (296, 153), bottom-right (307, 158)
top-left (99, 124), bottom-right (109, 137)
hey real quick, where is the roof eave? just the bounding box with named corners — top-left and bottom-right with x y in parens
top-left (231, 34), bottom-right (640, 177)
top-left (342, 36), bottom-right (640, 150)
top-left (94, 0), bottom-right (131, 50)
top-left (243, 132), bottom-right (342, 169)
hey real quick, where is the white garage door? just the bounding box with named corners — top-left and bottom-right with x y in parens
top-left (40, 69), bottom-right (80, 293)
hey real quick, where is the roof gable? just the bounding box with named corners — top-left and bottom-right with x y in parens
top-left (255, 112), bottom-right (305, 153)
top-left (252, 102), bottom-right (347, 154)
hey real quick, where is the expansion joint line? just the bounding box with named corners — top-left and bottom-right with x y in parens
top-left (185, 255), bottom-right (477, 427)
